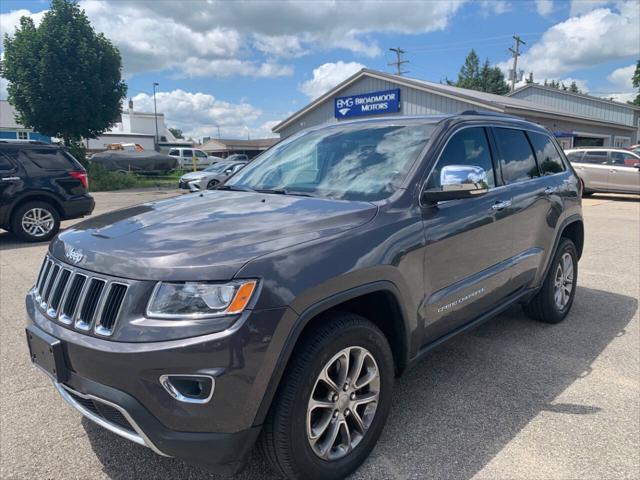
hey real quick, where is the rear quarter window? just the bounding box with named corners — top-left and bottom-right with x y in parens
top-left (25, 148), bottom-right (81, 170)
top-left (0, 152), bottom-right (16, 172)
top-left (168, 149), bottom-right (180, 156)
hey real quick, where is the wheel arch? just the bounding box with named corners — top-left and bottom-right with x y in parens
top-left (9, 192), bottom-right (64, 223)
top-left (253, 281), bottom-right (411, 426)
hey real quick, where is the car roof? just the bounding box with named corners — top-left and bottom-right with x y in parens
top-left (0, 140), bottom-right (60, 149)
top-left (295, 111), bottom-right (549, 136)
top-left (566, 148), bottom-right (639, 154)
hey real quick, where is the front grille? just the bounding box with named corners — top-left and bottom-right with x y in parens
top-left (33, 256), bottom-right (128, 337)
top-left (65, 389), bottom-right (134, 433)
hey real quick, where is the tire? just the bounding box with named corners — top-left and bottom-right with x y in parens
top-left (260, 312), bottom-right (394, 480)
top-left (523, 238), bottom-right (578, 323)
top-left (10, 201), bottom-right (61, 242)
top-left (206, 179), bottom-right (219, 189)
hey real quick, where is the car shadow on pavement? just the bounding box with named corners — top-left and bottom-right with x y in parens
top-left (82, 286), bottom-right (637, 480)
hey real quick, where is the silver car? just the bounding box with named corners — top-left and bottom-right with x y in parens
top-left (178, 161), bottom-right (248, 191)
top-left (565, 148), bottom-right (640, 195)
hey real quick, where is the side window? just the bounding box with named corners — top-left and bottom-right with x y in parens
top-left (427, 127), bottom-right (495, 189)
top-left (610, 151), bottom-right (638, 167)
top-left (25, 149), bottom-right (78, 170)
top-left (527, 132), bottom-right (566, 175)
top-left (195, 150), bottom-right (207, 158)
top-left (182, 149), bottom-right (193, 157)
top-left (565, 151), bottom-right (584, 163)
top-left (168, 149), bottom-right (179, 156)
top-left (493, 128), bottom-right (539, 184)
top-left (581, 151), bottom-right (608, 164)
top-left (0, 152), bottom-right (16, 172)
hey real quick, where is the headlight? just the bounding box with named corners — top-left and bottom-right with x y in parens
top-left (146, 280), bottom-right (257, 319)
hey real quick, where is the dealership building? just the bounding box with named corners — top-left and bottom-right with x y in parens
top-left (272, 69), bottom-right (640, 149)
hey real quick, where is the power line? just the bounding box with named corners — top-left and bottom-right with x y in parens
top-left (405, 32), bottom-right (543, 52)
top-left (508, 34), bottom-right (526, 92)
top-left (388, 47), bottom-right (409, 76)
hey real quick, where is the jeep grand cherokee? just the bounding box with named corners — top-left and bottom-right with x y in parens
top-left (25, 112), bottom-right (584, 479)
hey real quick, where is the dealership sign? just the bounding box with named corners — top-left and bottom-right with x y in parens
top-left (334, 89), bottom-right (401, 119)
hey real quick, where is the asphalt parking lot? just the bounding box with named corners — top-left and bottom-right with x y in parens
top-left (1, 189), bottom-right (638, 480)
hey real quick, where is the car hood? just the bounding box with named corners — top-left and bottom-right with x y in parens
top-left (51, 191), bottom-right (377, 281)
top-left (180, 171), bottom-right (207, 181)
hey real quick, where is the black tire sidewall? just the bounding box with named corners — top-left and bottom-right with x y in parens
top-left (207, 179), bottom-right (219, 189)
top-left (277, 317), bottom-right (394, 480)
top-left (11, 201), bottom-right (60, 242)
top-left (544, 239), bottom-right (578, 321)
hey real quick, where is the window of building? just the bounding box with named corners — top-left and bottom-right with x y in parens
top-left (427, 127), bottom-right (495, 189)
top-left (527, 132), bottom-right (566, 175)
top-left (613, 136), bottom-right (631, 148)
top-left (17, 131), bottom-right (28, 140)
top-left (493, 128), bottom-right (539, 184)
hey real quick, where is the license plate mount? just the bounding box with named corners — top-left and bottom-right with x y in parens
top-left (26, 325), bottom-right (68, 383)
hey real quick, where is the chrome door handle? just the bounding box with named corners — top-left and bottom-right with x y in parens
top-left (1, 176), bottom-right (20, 182)
top-left (544, 186), bottom-right (557, 195)
top-left (491, 200), bottom-right (511, 211)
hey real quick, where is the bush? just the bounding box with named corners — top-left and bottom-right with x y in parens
top-left (87, 164), bottom-right (138, 191)
top-left (67, 140), bottom-right (88, 167)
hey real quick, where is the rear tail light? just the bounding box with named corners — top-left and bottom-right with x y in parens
top-left (69, 170), bottom-right (89, 189)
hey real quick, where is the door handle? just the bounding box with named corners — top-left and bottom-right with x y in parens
top-left (1, 176), bottom-right (20, 182)
top-left (544, 186), bottom-right (557, 195)
top-left (491, 200), bottom-right (511, 211)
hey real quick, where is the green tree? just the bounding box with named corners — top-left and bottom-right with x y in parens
top-left (169, 127), bottom-right (184, 139)
top-left (450, 50), bottom-right (509, 94)
top-left (1, 0), bottom-right (127, 148)
top-left (569, 81), bottom-right (581, 94)
top-left (632, 59), bottom-right (640, 106)
top-left (525, 72), bottom-right (535, 84)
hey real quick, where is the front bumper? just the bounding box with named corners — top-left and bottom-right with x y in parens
top-left (26, 296), bottom-right (292, 472)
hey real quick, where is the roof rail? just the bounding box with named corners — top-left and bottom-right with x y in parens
top-left (0, 139), bottom-right (49, 145)
top-left (458, 110), bottom-right (512, 117)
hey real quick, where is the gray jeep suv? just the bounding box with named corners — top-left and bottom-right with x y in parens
top-left (25, 112), bottom-right (584, 479)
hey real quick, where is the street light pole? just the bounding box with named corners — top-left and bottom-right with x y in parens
top-left (152, 82), bottom-right (159, 150)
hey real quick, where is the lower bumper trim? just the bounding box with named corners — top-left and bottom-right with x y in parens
top-left (54, 382), bottom-right (169, 457)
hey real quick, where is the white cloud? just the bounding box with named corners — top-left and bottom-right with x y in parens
top-left (607, 64), bottom-right (635, 90)
top-left (0, 8), bottom-right (46, 36)
top-left (569, 0), bottom-right (610, 16)
top-left (600, 91), bottom-right (635, 103)
top-left (130, 89), bottom-right (273, 140)
top-left (0, 77), bottom-right (7, 101)
top-left (535, 0), bottom-right (554, 16)
top-left (499, 2), bottom-right (639, 79)
top-left (299, 61), bottom-right (366, 99)
top-left (479, 1), bottom-right (511, 15)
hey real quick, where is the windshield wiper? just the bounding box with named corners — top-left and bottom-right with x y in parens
top-left (256, 188), bottom-right (315, 197)
top-left (217, 184), bottom-right (257, 193)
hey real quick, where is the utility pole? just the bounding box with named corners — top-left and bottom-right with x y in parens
top-left (508, 35), bottom-right (526, 92)
top-left (388, 47), bottom-right (409, 76)
top-left (152, 82), bottom-right (160, 150)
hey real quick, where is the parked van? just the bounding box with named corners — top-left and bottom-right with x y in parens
top-left (168, 147), bottom-right (216, 170)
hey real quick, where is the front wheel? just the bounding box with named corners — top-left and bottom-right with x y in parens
top-left (206, 179), bottom-right (220, 190)
top-left (523, 238), bottom-right (578, 323)
top-left (260, 312), bottom-right (394, 480)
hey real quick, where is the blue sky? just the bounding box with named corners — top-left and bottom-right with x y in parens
top-left (1, 0), bottom-right (638, 139)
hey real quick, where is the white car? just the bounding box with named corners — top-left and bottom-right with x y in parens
top-left (178, 160), bottom-right (248, 191)
top-left (565, 148), bottom-right (640, 195)
top-left (168, 147), bottom-right (219, 170)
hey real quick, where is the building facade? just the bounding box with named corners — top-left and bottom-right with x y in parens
top-left (0, 100), bottom-right (52, 143)
top-left (199, 137), bottom-right (279, 158)
top-left (272, 69), bottom-right (640, 149)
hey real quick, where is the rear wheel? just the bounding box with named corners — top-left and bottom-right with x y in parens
top-left (523, 238), bottom-right (578, 323)
top-left (260, 312), bottom-right (394, 480)
top-left (11, 201), bottom-right (60, 242)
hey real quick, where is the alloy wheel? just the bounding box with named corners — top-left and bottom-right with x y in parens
top-left (306, 346), bottom-right (380, 461)
top-left (554, 252), bottom-right (574, 310)
top-left (21, 208), bottom-right (55, 238)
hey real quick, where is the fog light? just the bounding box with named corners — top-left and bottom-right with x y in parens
top-left (159, 375), bottom-right (215, 404)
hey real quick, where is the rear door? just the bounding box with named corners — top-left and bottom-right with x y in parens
top-left (421, 126), bottom-right (515, 342)
top-left (609, 151), bottom-right (640, 193)
top-left (574, 150), bottom-right (609, 190)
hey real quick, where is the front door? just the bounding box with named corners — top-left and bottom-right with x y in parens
top-left (421, 126), bottom-right (515, 344)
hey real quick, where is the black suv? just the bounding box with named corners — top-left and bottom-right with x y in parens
top-left (1, 141), bottom-right (94, 241)
top-left (25, 113), bottom-right (583, 479)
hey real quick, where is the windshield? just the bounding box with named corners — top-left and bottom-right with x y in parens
top-left (227, 123), bottom-right (434, 201)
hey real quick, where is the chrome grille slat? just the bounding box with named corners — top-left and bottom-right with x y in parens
top-left (33, 256), bottom-right (128, 337)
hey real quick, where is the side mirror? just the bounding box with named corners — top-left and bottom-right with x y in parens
top-left (422, 165), bottom-right (490, 203)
